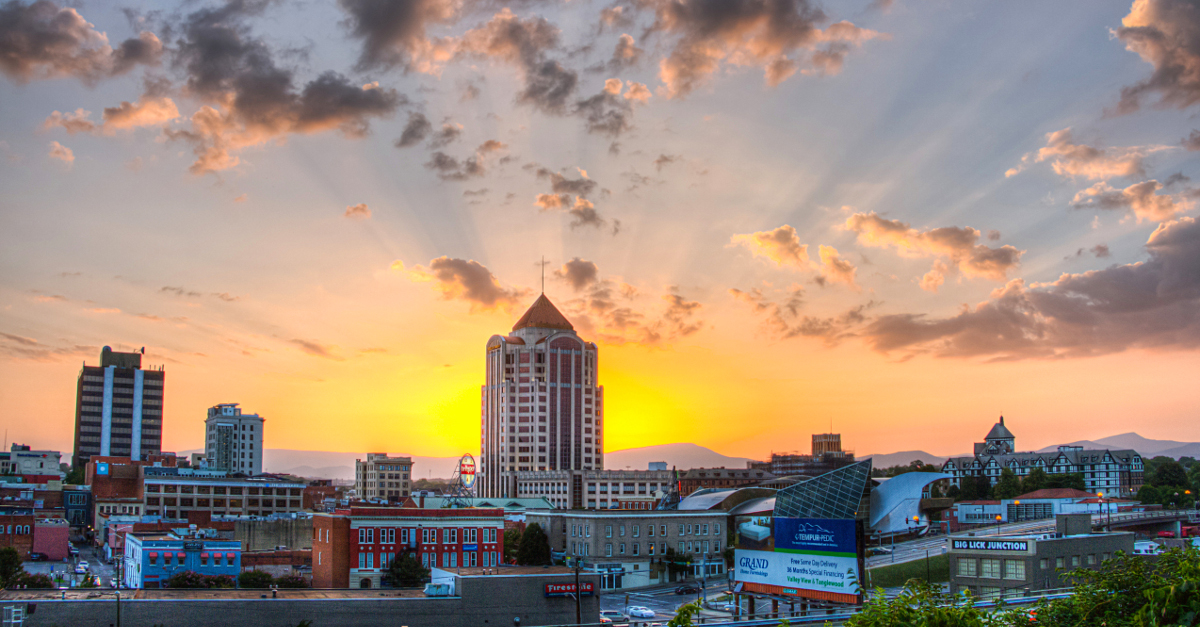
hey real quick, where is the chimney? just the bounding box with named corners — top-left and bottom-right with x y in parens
top-left (419, 493), bottom-right (425, 508)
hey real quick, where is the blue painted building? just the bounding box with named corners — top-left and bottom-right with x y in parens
top-left (123, 532), bottom-right (241, 589)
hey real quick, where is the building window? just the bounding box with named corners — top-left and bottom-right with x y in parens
top-left (620, 543), bottom-right (625, 555)
top-left (1004, 560), bottom-right (1025, 580)
top-left (606, 543), bottom-right (613, 557)
top-left (979, 587), bottom-right (1000, 601)
top-left (633, 543), bottom-right (640, 556)
top-left (620, 524), bottom-right (626, 537)
top-left (1086, 554), bottom-right (1095, 565)
top-left (606, 525), bottom-right (612, 538)
top-left (1039, 558), bottom-right (1048, 570)
top-left (649, 525), bottom-right (656, 537)
top-left (1072, 556), bottom-right (1080, 567)
top-left (1055, 557), bottom-right (1064, 570)
top-left (980, 559), bottom-right (1001, 579)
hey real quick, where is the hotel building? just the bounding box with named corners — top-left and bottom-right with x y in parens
top-left (72, 346), bottom-right (165, 468)
top-left (204, 403), bottom-right (265, 475)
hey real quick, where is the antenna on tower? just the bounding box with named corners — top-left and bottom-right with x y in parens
top-left (541, 255), bottom-right (545, 294)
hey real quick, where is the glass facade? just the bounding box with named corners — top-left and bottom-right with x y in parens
top-left (773, 460), bottom-right (873, 520)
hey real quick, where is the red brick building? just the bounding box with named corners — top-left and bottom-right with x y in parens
top-left (678, 467), bottom-right (775, 496)
top-left (0, 514), bottom-right (35, 558)
top-left (313, 507), bottom-right (505, 589)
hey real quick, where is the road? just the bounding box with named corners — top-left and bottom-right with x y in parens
top-left (599, 579), bottom-right (731, 623)
top-left (866, 519), bottom-right (1058, 568)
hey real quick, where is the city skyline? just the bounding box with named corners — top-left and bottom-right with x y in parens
top-left (3, 0), bottom-right (1200, 461)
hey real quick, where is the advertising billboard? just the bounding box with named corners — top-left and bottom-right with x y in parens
top-left (460, 454), bottom-right (477, 489)
top-left (732, 516), bottom-right (860, 603)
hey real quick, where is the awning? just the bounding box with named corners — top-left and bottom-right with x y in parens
top-left (226, 552), bottom-right (236, 559)
top-left (176, 552), bottom-right (186, 558)
top-left (148, 552), bottom-right (158, 558)
top-left (200, 552), bottom-right (209, 558)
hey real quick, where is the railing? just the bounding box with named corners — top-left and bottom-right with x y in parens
top-left (1093, 509), bottom-right (1198, 527)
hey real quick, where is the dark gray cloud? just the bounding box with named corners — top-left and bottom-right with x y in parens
top-left (536, 167), bottom-right (598, 196)
top-left (405, 256), bottom-right (527, 311)
top-left (574, 79), bottom-right (634, 137)
top-left (428, 121), bottom-right (463, 147)
top-left (458, 9), bottom-right (578, 114)
top-left (556, 258), bottom-right (600, 291)
top-left (291, 339), bottom-right (342, 360)
top-left (395, 112), bottom-right (432, 147)
top-left (609, 33), bottom-right (642, 68)
top-left (730, 286), bottom-right (872, 344)
top-left (863, 217), bottom-right (1200, 360)
top-left (338, 0), bottom-right (459, 71)
top-left (1066, 244), bottom-right (1111, 260)
top-left (1184, 129), bottom-right (1200, 151)
top-left (0, 1), bottom-right (163, 83)
top-left (164, 0), bottom-right (403, 174)
top-left (1114, 0), bottom-right (1200, 114)
top-left (423, 140), bottom-right (507, 181)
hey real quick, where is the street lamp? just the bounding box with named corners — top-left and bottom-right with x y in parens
top-left (995, 514), bottom-right (1002, 536)
top-left (1014, 501), bottom-right (1020, 524)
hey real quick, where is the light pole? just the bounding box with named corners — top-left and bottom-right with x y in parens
top-left (1014, 501), bottom-right (1020, 525)
top-left (995, 514), bottom-right (1002, 536)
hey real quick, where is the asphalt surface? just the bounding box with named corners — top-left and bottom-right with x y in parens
top-left (599, 579), bottom-right (731, 623)
top-left (865, 519), bottom-right (1058, 568)
top-left (23, 541), bottom-right (120, 588)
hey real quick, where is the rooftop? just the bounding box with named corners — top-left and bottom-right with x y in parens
top-left (1015, 488), bottom-right (1099, 500)
top-left (512, 294), bottom-right (574, 332)
top-left (984, 416), bottom-right (1015, 441)
top-left (0, 589), bottom-right (426, 601)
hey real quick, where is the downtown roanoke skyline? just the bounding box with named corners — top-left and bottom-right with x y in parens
top-left (1, 0), bottom-right (1198, 461)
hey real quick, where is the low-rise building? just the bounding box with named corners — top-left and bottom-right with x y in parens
top-left (32, 518), bottom-right (70, 560)
top-left (313, 506), bottom-right (506, 589)
top-left (513, 469), bottom-right (674, 510)
top-left (355, 454), bottom-right (413, 503)
top-left (0, 445), bottom-right (65, 479)
top-left (0, 513), bottom-right (34, 558)
top-left (526, 509), bottom-right (727, 590)
top-left (947, 514), bottom-right (1135, 599)
top-left (123, 531), bottom-right (242, 589)
top-left (678, 468), bottom-right (775, 497)
top-left (142, 466), bottom-right (307, 519)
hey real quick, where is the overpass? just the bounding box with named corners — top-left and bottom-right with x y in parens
top-left (1094, 508), bottom-right (1199, 537)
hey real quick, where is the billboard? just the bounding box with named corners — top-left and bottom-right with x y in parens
top-left (460, 454), bottom-right (477, 489)
top-left (732, 516), bottom-right (860, 603)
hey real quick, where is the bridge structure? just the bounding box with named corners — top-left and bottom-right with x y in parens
top-left (1093, 508), bottom-right (1199, 537)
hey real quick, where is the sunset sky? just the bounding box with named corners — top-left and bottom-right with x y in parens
top-left (2, 0), bottom-right (1199, 464)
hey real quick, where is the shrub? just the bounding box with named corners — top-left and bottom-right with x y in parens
top-left (238, 570), bottom-right (274, 589)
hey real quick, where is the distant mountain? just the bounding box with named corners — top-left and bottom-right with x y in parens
top-left (860, 451), bottom-right (948, 468)
top-left (604, 443), bottom-right (753, 471)
top-left (1033, 433), bottom-right (1200, 460)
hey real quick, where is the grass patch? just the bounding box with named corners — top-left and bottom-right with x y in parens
top-left (865, 553), bottom-right (949, 589)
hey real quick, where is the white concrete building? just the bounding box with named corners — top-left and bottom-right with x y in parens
top-left (355, 453), bottom-right (413, 502)
top-left (204, 403), bottom-right (264, 475)
top-left (0, 444), bottom-right (64, 478)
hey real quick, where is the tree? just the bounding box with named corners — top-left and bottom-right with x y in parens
top-left (14, 573), bottom-right (54, 589)
top-left (517, 523), bottom-right (551, 566)
top-left (165, 571), bottom-right (234, 588)
top-left (1139, 485), bottom-right (1163, 505)
top-left (274, 574), bottom-right (310, 588)
top-left (504, 525), bottom-right (522, 564)
top-left (381, 552), bottom-right (429, 588)
top-left (993, 469), bottom-right (1022, 500)
top-left (0, 547), bottom-right (22, 588)
top-left (238, 570), bottom-right (274, 588)
top-left (1153, 460), bottom-right (1189, 489)
top-left (64, 466), bottom-right (85, 485)
top-left (667, 602), bottom-right (702, 627)
top-left (1021, 467), bottom-right (1047, 494)
top-left (1045, 473), bottom-right (1085, 491)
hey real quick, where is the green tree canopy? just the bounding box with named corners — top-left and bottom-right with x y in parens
top-left (993, 468), bottom-right (1022, 500)
top-left (1153, 460), bottom-right (1189, 488)
top-left (517, 523), bottom-right (551, 566)
top-left (1138, 485), bottom-right (1163, 505)
top-left (503, 525), bottom-right (521, 564)
top-left (238, 570), bottom-right (274, 589)
top-left (1044, 473), bottom-right (1086, 491)
top-left (381, 552), bottom-right (429, 588)
top-left (1021, 467), bottom-right (1047, 494)
top-left (0, 548), bottom-right (24, 588)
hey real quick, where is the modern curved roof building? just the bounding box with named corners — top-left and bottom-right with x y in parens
top-left (868, 471), bottom-right (954, 535)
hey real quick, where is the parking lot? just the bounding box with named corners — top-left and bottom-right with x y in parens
top-left (598, 579), bottom-right (734, 623)
top-left (22, 542), bottom-right (120, 588)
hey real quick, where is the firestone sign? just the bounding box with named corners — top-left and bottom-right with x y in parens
top-left (951, 539), bottom-right (1030, 552)
top-left (460, 454), bottom-right (477, 489)
top-left (544, 582), bottom-right (595, 597)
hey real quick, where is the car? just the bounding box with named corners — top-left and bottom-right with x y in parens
top-left (600, 610), bottom-right (627, 622)
top-left (869, 547), bottom-right (893, 556)
top-left (68, 547), bottom-right (79, 557)
top-left (626, 606), bottom-right (655, 619)
top-left (720, 603), bottom-right (738, 612)
top-left (27, 552), bottom-right (48, 561)
top-left (77, 560), bottom-right (90, 571)
top-left (74, 565), bottom-right (87, 575)
top-left (674, 584), bottom-right (700, 594)
top-left (600, 618), bottom-right (611, 624)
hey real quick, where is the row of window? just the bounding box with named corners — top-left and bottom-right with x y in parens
top-left (0, 525), bottom-right (30, 535)
top-left (356, 527), bottom-right (498, 545)
top-left (574, 522), bottom-right (720, 539)
top-left (146, 553), bottom-right (234, 567)
top-left (146, 497), bottom-right (297, 508)
top-left (602, 539), bottom-right (721, 557)
top-left (146, 485), bottom-right (302, 495)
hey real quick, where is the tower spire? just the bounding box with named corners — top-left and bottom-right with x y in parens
top-left (541, 255), bottom-right (545, 295)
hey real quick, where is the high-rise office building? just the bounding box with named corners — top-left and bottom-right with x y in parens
top-left (72, 346), bottom-right (165, 469)
top-left (481, 294), bottom-right (603, 500)
top-left (812, 433), bottom-right (842, 456)
top-left (204, 403), bottom-right (265, 475)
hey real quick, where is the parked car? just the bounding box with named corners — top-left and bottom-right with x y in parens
top-left (868, 547), bottom-right (893, 556)
top-left (675, 584), bottom-right (700, 594)
top-left (77, 560), bottom-right (90, 571)
top-left (626, 606), bottom-right (655, 619)
top-left (74, 565), bottom-right (87, 574)
top-left (600, 610), bottom-right (627, 622)
top-left (27, 552), bottom-right (48, 562)
top-left (600, 618), bottom-right (611, 624)
top-left (68, 546), bottom-right (79, 557)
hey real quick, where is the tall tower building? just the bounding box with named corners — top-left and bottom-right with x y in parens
top-left (72, 346), bottom-right (165, 469)
top-left (481, 294), bottom-right (603, 499)
top-left (204, 403), bottom-right (265, 475)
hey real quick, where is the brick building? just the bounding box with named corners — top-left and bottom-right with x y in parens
top-left (0, 514), bottom-right (35, 558)
top-left (678, 468), bottom-right (775, 496)
top-left (313, 506), bottom-right (505, 589)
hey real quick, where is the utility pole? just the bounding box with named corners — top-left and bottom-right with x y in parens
top-left (573, 557), bottom-right (582, 625)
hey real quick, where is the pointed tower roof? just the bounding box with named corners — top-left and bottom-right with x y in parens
top-left (985, 416), bottom-right (1014, 441)
top-left (512, 294), bottom-right (574, 332)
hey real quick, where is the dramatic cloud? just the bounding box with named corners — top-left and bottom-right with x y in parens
top-left (1071, 180), bottom-right (1194, 222)
top-left (862, 217), bottom-right (1200, 360)
top-left (403, 256), bottom-right (527, 311)
top-left (730, 225), bottom-right (809, 267)
top-left (730, 286), bottom-right (870, 344)
top-left (1006, 128), bottom-right (1155, 180)
top-left (424, 140), bottom-right (507, 180)
top-left (610, 33), bottom-right (642, 68)
top-left (344, 203), bottom-right (371, 219)
top-left (536, 167), bottom-right (598, 197)
top-left (556, 258), bottom-right (600, 291)
top-left (164, 3), bottom-right (403, 174)
top-left (395, 112), bottom-right (433, 147)
top-left (574, 78), bottom-right (649, 137)
top-left (44, 96), bottom-right (180, 135)
top-left (645, 0), bottom-right (885, 98)
top-left (815, 245), bottom-right (858, 288)
top-left (845, 212), bottom-right (1023, 289)
top-left (47, 140), bottom-right (73, 163)
top-left (338, 0), bottom-right (459, 72)
top-left (1114, 0), bottom-right (1200, 113)
top-left (458, 9), bottom-right (577, 114)
top-left (0, 1), bottom-right (162, 84)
